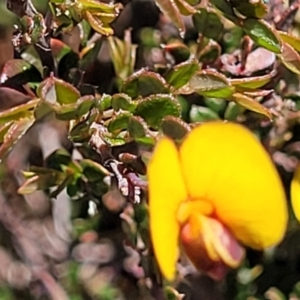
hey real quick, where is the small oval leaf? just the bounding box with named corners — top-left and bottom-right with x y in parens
top-left (174, 0), bottom-right (196, 15)
top-left (165, 60), bottom-right (199, 89)
top-left (38, 76), bottom-right (81, 105)
top-left (0, 99), bottom-right (39, 125)
top-left (198, 41), bottom-right (221, 65)
top-left (161, 116), bottom-right (190, 140)
top-left (210, 0), bottom-right (235, 18)
top-left (224, 102), bottom-right (241, 120)
top-left (230, 73), bottom-right (274, 89)
top-left (84, 10), bottom-right (114, 36)
top-left (122, 69), bottom-right (169, 99)
top-left (188, 70), bottom-right (234, 98)
top-left (107, 112), bottom-right (132, 133)
top-left (128, 116), bottom-right (147, 138)
top-left (204, 97), bottom-right (226, 114)
top-left (243, 19), bottom-right (282, 54)
top-left (193, 8), bottom-right (224, 40)
top-left (163, 42), bottom-right (191, 64)
top-left (230, 0), bottom-right (267, 18)
top-left (112, 93), bottom-right (136, 112)
top-left (135, 94), bottom-right (181, 129)
top-left (190, 105), bottom-right (220, 122)
top-left (80, 0), bottom-right (122, 12)
top-left (231, 92), bottom-right (272, 119)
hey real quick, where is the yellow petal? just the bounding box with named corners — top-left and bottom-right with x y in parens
top-left (180, 122), bottom-right (288, 249)
top-left (291, 163), bottom-right (300, 221)
top-left (176, 200), bottom-right (213, 225)
top-left (148, 137), bottom-right (188, 281)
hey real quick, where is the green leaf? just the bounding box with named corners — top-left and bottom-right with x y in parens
top-left (77, 96), bottom-right (95, 116)
top-left (34, 102), bottom-right (54, 120)
top-left (84, 10), bottom-right (114, 36)
top-left (108, 32), bottom-right (137, 82)
top-left (210, 0), bottom-right (234, 15)
top-left (135, 94), bottom-right (181, 129)
top-left (243, 19), bottom-right (282, 54)
top-left (185, 0), bottom-right (199, 5)
top-left (224, 102), bottom-right (241, 120)
top-left (231, 92), bottom-right (272, 119)
top-left (193, 8), bottom-right (224, 40)
top-left (79, 39), bottom-right (103, 71)
top-left (80, 0), bottom-right (121, 12)
top-left (50, 171), bottom-right (77, 198)
top-left (154, 0), bottom-right (185, 35)
top-left (38, 76), bottom-right (81, 105)
top-left (80, 159), bottom-right (110, 182)
top-left (128, 116), bottom-right (147, 138)
top-left (69, 5), bottom-right (82, 23)
top-left (45, 148), bottom-right (72, 170)
top-left (50, 0), bottom-right (65, 3)
top-left (210, 0), bottom-right (236, 21)
top-left (102, 136), bottom-right (125, 146)
top-left (135, 136), bottom-right (156, 146)
top-left (174, 0), bottom-right (196, 16)
top-left (18, 175), bottom-right (49, 195)
top-left (122, 69), bottom-right (169, 98)
top-left (80, 159), bottom-right (109, 197)
top-left (161, 116), bottom-right (190, 140)
top-left (243, 89), bottom-right (273, 98)
top-left (190, 105), bottom-right (220, 122)
top-left (52, 12), bottom-right (74, 32)
top-left (111, 93), bottom-right (136, 112)
top-left (79, 19), bottom-right (92, 47)
top-left (164, 287), bottom-right (184, 300)
top-left (0, 122), bottom-right (13, 143)
top-left (186, 70), bottom-right (234, 98)
top-left (88, 12), bottom-right (118, 25)
top-left (18, 168), bottom-right (66, 194)
top-left (98, 94), bottom-right (112, 111)
top-left (55, 96), bottom-right (95, 120)
top-left (204, 97), bottom-right (226, 114)
top-left (0, 118), bottom-right (34, 162)
top-left (163, 42), bottom-right (191, 64)
top-left (230, 0), bottom-right (267, 18)
top-left (70, 117), bottom-right (94, 143)
top-left (165, 60), bottom-right (199, 89)
top-left (107, 112), bottom-right (132, 133)
top-left (230, 73), bottom-right (274, 89)
top-left (0, 99), bottom-right (39, 125)
top-left (198, 41), bottom-right (221, 64)
top-left (55, 105), bottom-right (78, 120)
top-left (21, 45), bottom-right (44, 75)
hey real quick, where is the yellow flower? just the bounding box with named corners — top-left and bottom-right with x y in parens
top-left (148, 121), bottom-right (288, 281)
top-left (291, 164), bottom-right (300, 221)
